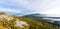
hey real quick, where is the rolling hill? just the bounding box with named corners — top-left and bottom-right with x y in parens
top-left (0, 12), bottom-right (59, 29)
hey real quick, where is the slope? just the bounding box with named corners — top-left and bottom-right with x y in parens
top-left (0, 12), bottom-right (59, 29)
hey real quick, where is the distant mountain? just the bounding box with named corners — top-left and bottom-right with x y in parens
top-left (0, 12), bottom-right (60, 29)
top-left (23, 13), bottom-right (60, 19)
top-left (23, 13), bottom-right (46, 19)
top-left (23, 13), bottom-right (60, 26)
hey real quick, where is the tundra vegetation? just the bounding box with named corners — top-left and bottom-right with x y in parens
top-left (0, 12), bottom-right (60, 29)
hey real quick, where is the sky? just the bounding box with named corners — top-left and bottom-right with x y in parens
top-left (0, 0), bottom-right (60, 16)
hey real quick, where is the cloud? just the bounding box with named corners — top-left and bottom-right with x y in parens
top-left (1, 0), bottom-right (42, 12)
top-left (39, 0), bottom-right (60, 17)
top-left (0, 7), bottom-right (23, 13)
top-left (0, 0), bottom-right (60, 16)
top-left (0, 0), bottom-right (42, 15)
top-left (6, 0), bottom-right (60, 13)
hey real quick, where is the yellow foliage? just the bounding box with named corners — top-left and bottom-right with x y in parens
top-left (0, 25), bottom-right (5, 29)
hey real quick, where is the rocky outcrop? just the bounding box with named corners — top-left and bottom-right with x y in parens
top-left (15, 19), bottom-right (29, 29)
top-left (0, 12), bottom-right (29, 29)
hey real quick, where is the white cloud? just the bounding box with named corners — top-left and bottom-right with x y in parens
top-left (2, 0), bottom-right (42, 12)
top-left (41, 8), bottom-right (60, 14)
top-left (0, 0), bottom-right (60, 16)
top-left (6, 0), bottom-right (60, 13)
top-left (41, 7), bottom-right (60, 17)
top-left (0, 8), bottom-right (22, 13)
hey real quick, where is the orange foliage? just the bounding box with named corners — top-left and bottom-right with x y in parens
top-left (0, 25), bottom-right (5, 29)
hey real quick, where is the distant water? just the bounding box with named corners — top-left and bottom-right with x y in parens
top-left (51, 19), bottom-right (60, 21)
top-left (43, 18), bottom-right (60, 23)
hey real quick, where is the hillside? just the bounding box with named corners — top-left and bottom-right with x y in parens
top-left (0, 12), bottom-right (59, 29)
top-left (23, 13), bottom-right (45, 19)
